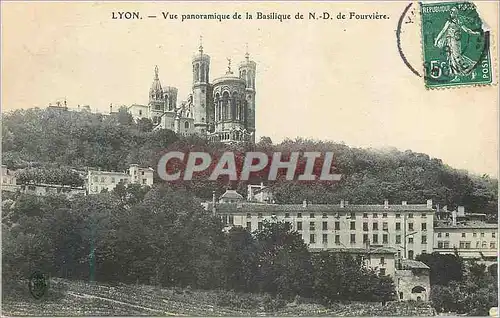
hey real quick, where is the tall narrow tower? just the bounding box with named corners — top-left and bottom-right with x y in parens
top-left (192, 37), bottom-right (211, 134)
top-left (239, 45), bottom-right (256, 142)
top-left (149, 65), bottom-right (165, 125)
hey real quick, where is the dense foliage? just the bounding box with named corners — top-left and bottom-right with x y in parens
top-left (417, 253), bottom-right (498, 316)
top-left (2, 107), bottom-right (497, 215)
top-left (2, 187), bottom-right (394, 304)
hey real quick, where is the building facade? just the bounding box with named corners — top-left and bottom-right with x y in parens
top-left (1, 165), bottom-right (19, 192)
top-left (87, 164), bottom-right (154, 194)
top-left (209, 191), bottom-right (435, 261)
top-left (128, 41), bottom-right (257, 144)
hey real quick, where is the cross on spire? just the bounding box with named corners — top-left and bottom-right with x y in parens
top-left (199, 35), bottom-right (203, 54)
top-left (245, 43), bottom-right (250, 61)
top-left (154, 65), bottom-right (159, 79)
top-left (226, 58), bottom-right (232, 74)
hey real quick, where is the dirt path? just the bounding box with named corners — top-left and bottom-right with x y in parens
top-left (67, 291), bottom-right (186, 316)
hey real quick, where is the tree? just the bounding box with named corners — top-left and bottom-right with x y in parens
top-left (416, 252), bottom-right (463, 285)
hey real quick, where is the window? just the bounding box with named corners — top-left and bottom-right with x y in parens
top-left (101, 177), bottom-right (105, 183)
top-left (380, 257), bottom-right (385, 265)
top-left (382, 213), bottom-right (387, 218)
top-left (438, 241), bottom-right (443, 248)
top-left (350, 234), bottom-right (356, 243)
top-left (139, 110), bottom-right (143, 116)
top-left (438, 232), bottom-right (442, 238)
top-left (258, 222), bottom-right (263, 231)
top-left (462, 233), bottom-right (466, 238)
top-left (419, 223), bottom-right (426, 231)
top-left (482, 241), bottom-right (487, 248)
top-left (396, 213), bottom-right (401, 218)
top-left (322, 222), bottom-right (328, 231)
top-left (335, 221), bottom-right (340, 230)
top-left (408, 223), bottom-right (414, 231)
top-left (383, 222), bottom-right (388, 231)
top-left (373, 213), bottom-right (378, 218)
top-left (473, 232), bottom-right (477, 237)
top-left (350, 212), bottom-right (356, 219)
top-left (383, 234), bottom-right (388, 244)
top-left (396, 235), bottom-right (401, 244)
top-left (408, 250), bottom-right (414, 259)
top-left (142, 179), bottom-right (147, 184)
top-left (310, 213), bottom-right (315, 218)
top-left (247, 213), bottom-right (251, 218)
top-left (335, 235), bottom-right (340, 244)
top-left (310, 222), bottom-right (315, 231)
top-left (258, 213), bottom-right (263, 218)
top-left (481, 233), bottom-right (485, 237)
top-left (372, 234), bottom-right (378, 244)
top-left (246, 222), bottom-right (251, 231)
top-left (396, 222), bottom-right (401, 231)
top-left (363, 213), bottom-right (368, 218)
top-left (445, 233), bottom-right (450, 238)
top-left (322, 213), bottom-right (327, 218)
top-left (310, 234), bottom-right (316, 244)
top-left (363, 234), bottom-right (369, 243)
top-left (492, 233), bottom-right (496, 238)
top-left (350, 221), bottom-right (356, 230)
top-left (422, 213), bottom-right (426, 218)
top-left (363, 223), bottom-right (369, 231)
top-left (421, 235), bottom-right (427, 244)
top-left (229, 215), bottom-right (234, 224)
top-left (184, 122), bottom-right (189, 129)
top-left (459, 241), bottom-right (465, 249)
top-left (490, 242), bottom-right (496, 249)
top-left (408, 237), bottom-right (414, 244)
top-left (443, 241), bottom-right (450, 248)
top-left (465, 242), bottom-right (471, 249)
top-left (284, 213), bottom-right (290, 218)
top-left (297, 213), bottom-right (302, 218)
top-left (380, 268), bottom-right (386, 276)
top-left (322, 234), bottom-right (328, 244)
top-left (422, 250), bottom-right (427, 254)
top-left (297, 222), bottom-right (303, 231)
top-left (110, 177), bottom-right (115, 183)
top-left (408, 213), bottom-right (413, 218)
top-left (141, 171), bottom-right (145, 175)
top-left (373, 222), bottom-right (378, 230)
top-left (476, 241), bottom-right (480, 248)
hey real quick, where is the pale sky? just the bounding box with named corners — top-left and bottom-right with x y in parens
top-left (2, 1), bottom-right (498, 177)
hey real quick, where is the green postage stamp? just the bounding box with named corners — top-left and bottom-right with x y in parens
top-left (420, 1), bottom-right (492, 88)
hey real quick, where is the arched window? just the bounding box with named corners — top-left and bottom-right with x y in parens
top-left (241, 70), bottom-right (247, 82)
top-left (206, 65), bottom-right (210, 82)
top-left (411, 286), bottom-right (426, 293)
top-left (231, 92), bottom-right (237, 120)
top-left (195, 64), bottom-right (200, 82)
top-left (184, 121), bottom-right (190, 129)
top-left (153, 116), bottom-right (159, 124)
top-left (215, 93), bottom-right (220, 121)
top-left (200, 63), bottom-right (205, 83)
top-left (222, 92), bottom-right (230, 120)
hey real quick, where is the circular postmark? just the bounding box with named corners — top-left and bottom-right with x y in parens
top-left (28, 271), bottom-right (48, 299)
top-left (396, 2), bottom-right (491, 86)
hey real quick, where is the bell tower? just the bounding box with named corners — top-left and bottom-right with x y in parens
top-left (192, 36), bottom-right (211, 134)
top-left (239, 44), bottom-right (256, 142)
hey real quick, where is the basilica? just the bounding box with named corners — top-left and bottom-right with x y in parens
top-left (127, 41), bottom-right (257, 144)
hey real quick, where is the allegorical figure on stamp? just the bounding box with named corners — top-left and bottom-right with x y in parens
top-left (434, 6), bottom-right (481, 82)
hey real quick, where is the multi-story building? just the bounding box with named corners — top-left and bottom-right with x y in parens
top-left (209, 189), bottom-right (435, 261)
top-left (1, 165), bottom-right (19, 192)
top-left (87, 164), bottom-right (154, 194)
top-left (128, 40), bottom-right (257, 144)
top-left (19, 183), bottom-right (86, 198)
top-left (433, 209), bottom-right (497, 262)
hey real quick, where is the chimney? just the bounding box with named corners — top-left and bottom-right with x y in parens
top-left (451, 210), bottom-right (457, 226)
top-left (345, 200), bottom-right (349, 206)
top-left (247, 185), bottom-right (253, 201)
top-left (340, 200), bottom-right (345, 208)
top-left (384, 199), bottom-right (389, 209)
top-left (402, 201), bottom-right (407, 206)
top-left (260, 182), bottom-right (264, 188)
top-left (110, 103), bottom-right (113, 113)
top-left (302, 200), bottom-right (307, 208)
top-left (426, 199), bottom-right (433, 209)
top-left (457, 206), bottom-right (465, 217)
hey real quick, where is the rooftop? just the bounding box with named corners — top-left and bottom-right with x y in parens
top-left (309, 246), bottom-right (397, 255)
top-left (208, 202), bottom-right (434, 213)
top-left (434, 221), bottom-right (498, 229)
top-left (219, 190), bottom-right (244, 200)
top-left (400, 259), bottom-right (430, 270)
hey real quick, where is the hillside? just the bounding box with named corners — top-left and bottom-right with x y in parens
top-left (1, 107), bottom-right (497, 214)
top-left (1, 278), bottom-right (436, 317)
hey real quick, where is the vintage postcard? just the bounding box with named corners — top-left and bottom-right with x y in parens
top-left (1, 1), bottom-right (498, 317)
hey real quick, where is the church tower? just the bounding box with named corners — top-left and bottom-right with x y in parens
top-left (239, 45), bottom-right (256, 142)
top-left (192, 37), bottom-right (211, 134)
top-left (149, 65), bottom-right (165, 126)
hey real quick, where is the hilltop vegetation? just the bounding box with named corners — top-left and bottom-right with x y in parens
top-left (1, 107), bottom-right (497, 214)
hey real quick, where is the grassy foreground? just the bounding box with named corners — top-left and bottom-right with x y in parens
top-left (2, 278), bottom-right (436, 316)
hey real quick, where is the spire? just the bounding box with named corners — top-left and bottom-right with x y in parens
top-left (154, 65), bottom-right (159, 80)
top-left (226, 58), bottom-right (233, 74)
top-left (199, 35), bottom-right (203, 54)
top-left (245, 43), bottom-right (250, 61)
